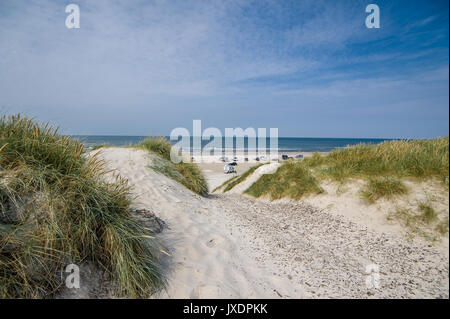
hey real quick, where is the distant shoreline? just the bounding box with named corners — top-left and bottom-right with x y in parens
top-left (75, 135), bottom-right (396, 153)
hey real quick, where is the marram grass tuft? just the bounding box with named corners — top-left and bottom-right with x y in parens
top-left (245, 161), bottom-right (323, 200)
top-left (0, 114), bottom-right (164, 298)
top-left (360, 177), bottom-right (409, 203)
top-left (244, 137), bottom-right (448, 201)
top-left (303, 137), bottom-right (449, 182)
top-left (137, 137), bottom-right (208, 195)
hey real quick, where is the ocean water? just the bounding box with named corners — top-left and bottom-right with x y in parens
top-left (74, 136), bottom-right (394, 153)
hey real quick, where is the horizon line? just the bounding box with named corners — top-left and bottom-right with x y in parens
top-left (69, 134), bottom-right (445, 140)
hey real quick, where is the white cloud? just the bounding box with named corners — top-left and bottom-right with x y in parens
top-left (0, 0), bottom-right (321, 99)
top-left (0, 0), bottom-right (447, 138)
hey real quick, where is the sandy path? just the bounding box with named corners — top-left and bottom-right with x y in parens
top-left (96, 148), bottom-right (300, 298)
top-left (96, 148), bottom-right (449, 298)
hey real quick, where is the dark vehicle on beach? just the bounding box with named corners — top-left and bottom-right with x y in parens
top-left (282, 154), bottom-right (289, 160)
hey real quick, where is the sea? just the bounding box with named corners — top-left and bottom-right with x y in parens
top-left (73, 136), bottom-right (395, 153)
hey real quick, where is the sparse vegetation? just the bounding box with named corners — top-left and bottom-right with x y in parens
top-left (212, 175), bottom-right (239, 193)
top-left (223, 164), bottom-right (263, 192)
top-left (388, 208), bottom-right (425, 238)
top-left (435, 218), bottom-right (449, 235)
top-left (91, 143), bottom-right (112, 150)
top-left (137, 137), bottom-right (208, 195)
top-left (0, 115), bottom-right (164, 298)
top-left (361, 177), bottom-right (409, 203)
top-left (418, 202), bottom-right (438, 223)
top-left (388, 201), bottom-right (447, 240)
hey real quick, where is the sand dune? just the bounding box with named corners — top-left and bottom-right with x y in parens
top-left (94, 147), bottom-right (449, 298)
top-left (96, 148), bottom-right (300, 298)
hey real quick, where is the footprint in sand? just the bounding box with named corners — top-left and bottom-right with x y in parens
top-left (206, 237), bottom-right (224, 248)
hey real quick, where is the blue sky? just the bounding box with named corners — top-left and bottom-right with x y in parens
top-left (0, 0), bottom-right (448, 138)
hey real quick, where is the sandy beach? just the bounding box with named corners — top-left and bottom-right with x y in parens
top-left (94, 147), bottom-right (449, 298)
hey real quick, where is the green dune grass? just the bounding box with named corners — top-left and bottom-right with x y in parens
top-left (223, 163), bottom-right (264, 193)
top-left (212, 175), bottom-right (239, 193)
top-left (360, 177), bottom-right (409, 203)
top-left (245, 161), bottom-right (323, 200)
top-left (245, 138), bottom-right (448, 201)
top-left (0, 115), bottom-right (164, 298)
top-left (137, 137), bottom-right (208, 196)
top-left (303, 137), bottom-right (449, 182)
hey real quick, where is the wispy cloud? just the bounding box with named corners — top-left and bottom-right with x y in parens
top-left (0, 0), bottom-right (448, 138)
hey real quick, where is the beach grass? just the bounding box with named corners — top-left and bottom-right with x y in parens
top-left (418, 202), bottom-right (438, 223)
top-left (223, 164), bottom-right (264, 193)
top-left (388, 201), bottom-right (447, 240)
top-left (245, 161), bottom-right (323, 200)
top-left (138, 137), bottom-right (172, 161)
top-left (91, 143), bottom-right (112, 150)
top-left (137, 137), bottom-right (208, 195)
top-left (303, 137), bottom-right (449, 182)
top-left (0, 114), bottom-right (164, 298)
top-left (244, 137), bottom-right (448, 201)
top-left (435, 218), bottom-right (449, 235)
top-left (212, 175), bottom-right (239, 193)
top-left (360, 177), bottom-right (409, 203)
